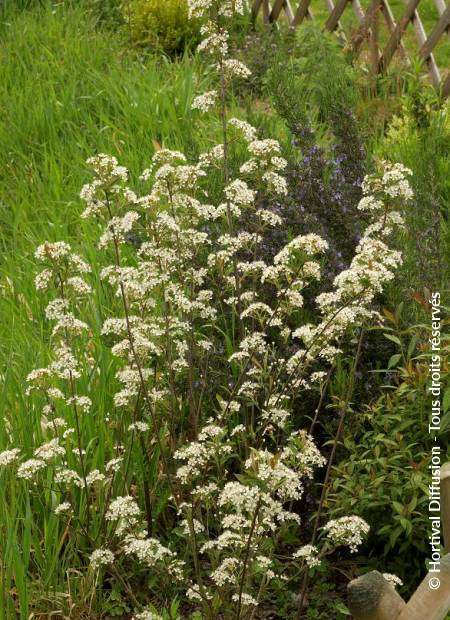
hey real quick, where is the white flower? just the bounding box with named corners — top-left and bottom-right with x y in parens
top-left (211, 558), bottom-right (240, 586)
top-left (45, 298), bottom-right (69, 320)
top-left (17, 459), bottom-right (47, 480)
top-left (248, 138), bottom-right (281, 158)
top-left (192, 90), bottom-right (218, 113)
top-left (222, 59), bottom-right (251, 79)
top-left (293, 544), bottom-right (321, 567)
top-left (86, 470), bottom-right (106, 485)
top-left (124, 537), bottom-right (175, 567)
top-left (90, 548), bottom-right (115, 569)
top-left (106, 495), bottom-right (142, 536)
top-left (34, 439), bottom-right (65, 462)
top-left (106, 458), bottom-right (123, 473)
top-left (218, 0), bottom-right (246, 16)
top-left (257, 208), bottom-right (283, 226)
top-left (180, 518), bottom-right (205, 536)
top-left (86, 153), bottom-right (128, 182)
top-left (106, 496), bottom-right (141, 521)
top-left (383, 573), bottom-right (403, 588)
top-left (132, 610), bottom-right (163, 620)
top-left (197, 23), bottom-right (229, 56)
top-left (54, 468), bottom-right (82, 486)
top-left (186, 587), bottom-right (203, 602)
top-left (129, 421), bottom-right (150, 433)
top-left (231, 592), bottom-right (258, 606)
top-left (228, 117), bottom-right (257, 142)
top-left (245, 449), bottom-right (303, 501)
top-left (188, 0), bottom-right (213, 19)
top-left (274, 234), bottom-right (329, 266)
top-left (67, 396), bottom-right (92, 413)
top-left (54, 502), bottom-right (72, 515)
top-left (198, 144), bottom-right (224, 168)
top-left (231, 424), bottom-right (246, 436)
top-left (323, 516), bottom-right (370, 553)
top-left (35, 241), bottom-right (71, 262)
top-left (35, 268), bottom-right (54, 291)
top-left (66, 276), bottom-right (92, 295)
top-left (263, 171), bottom-right (288, 196)
top-left (224, 179), bottom-right (255, 206)
top-left (0, 448), bottom-right (21, 467)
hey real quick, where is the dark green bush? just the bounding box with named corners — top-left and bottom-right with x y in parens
top-left (263, 31), bottom-right (366, 287)
top-left (328, 302), bottom-right (450, 591)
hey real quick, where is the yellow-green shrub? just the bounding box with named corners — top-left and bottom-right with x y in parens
top-left (124, 0), bottom-right (200, 55)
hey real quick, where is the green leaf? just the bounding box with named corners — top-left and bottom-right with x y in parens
top-left (389, 526), bottom-right (403, 548)
top-left (407, 334), bottom-right (419, 358)
top-left (383, 333), bottom-right (402, 346)
top-left (392, 501), bottom-right (404, 515)
top-left (443, 388), bottom-right (450, 413)
top-left (388, 353), bottom-right (402, 369)
top-left (334, 602), bottom-right (351, 615)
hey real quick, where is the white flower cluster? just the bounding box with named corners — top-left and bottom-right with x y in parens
top-left (23, 227), bottom-right (96, 508)
top-left (293, 544), bottom-right (321, 568)
top-left (80, 153), bottom-right (128, 219)
top-left (323, 516), bottom-right (370, 553)
top-left (382, 573), bottom-right (403, 588)
top-left (17, 458), bottom-right (47, 480)
top-left (90, 548), bottom-right (115, 569)
top-left (106, 496), bottom-right (141, 536)
top-left (175, 424), bottom-right (230, 484)
top-left (188, 0), bottom-right (213, 19)
top-left (245, 448), bottom-right (305, 501)
top-left (34, 241), bottom-right (90, 292)
top-left (0, 448), bottom-right (21, 467)
top-left (189, 0), bottom-right (251, 125)
top-left (54, 502), bottom-right (71, 515)
top-left (188, 0), bottom-right (246, 19)
top-left (132, 611), bottom-right (163, 620)
top-left (289, 163), bottom-right (412, 369)
top-left (191, 90), bottom-right (218, 113)
top-left (123, 537), bottom-right (175, 567)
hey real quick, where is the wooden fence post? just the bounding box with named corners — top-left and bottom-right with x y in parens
top-left (348, 557), bottom-right (450, 620)
top-left (441, 463), bottom-right (450, 554)
top-left (348, 571), bottom-right (406, 620)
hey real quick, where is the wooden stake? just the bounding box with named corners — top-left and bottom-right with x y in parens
top-left (441, 463), bottom-right (450, 554)
top-left (348, 571), bottom-right (406, 620)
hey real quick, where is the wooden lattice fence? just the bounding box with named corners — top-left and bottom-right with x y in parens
top-left (251, 0), bottom-right (450, 98)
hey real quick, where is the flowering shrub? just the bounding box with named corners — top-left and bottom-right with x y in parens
top-left (0, 1), bottom-right (414, 617)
